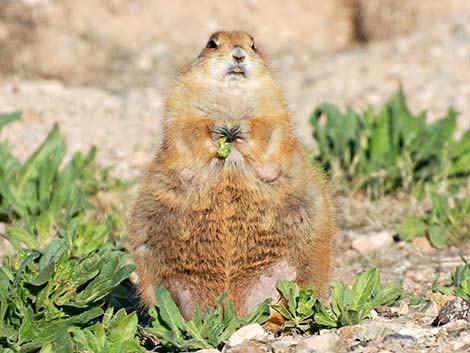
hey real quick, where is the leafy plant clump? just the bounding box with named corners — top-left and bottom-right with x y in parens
top-left (0, 112), bottom-right (121, 251)
top-left (147, 287), bottom-right (271, 351)
top-left (0, 239), bottom-right (135, 352)
top-left (273, 269), bottom-right (405, 331)
top-left (310, 89), bottom-right (470, 198)
top-left (433, 261), bottom-right (470, 300)
top-left (397, 193), bottom-right (470, 247)
top-left (69, 308), bottom-right (145, 353)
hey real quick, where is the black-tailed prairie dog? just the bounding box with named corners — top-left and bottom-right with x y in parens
top-left (128, 31), bottom-right (334, 318)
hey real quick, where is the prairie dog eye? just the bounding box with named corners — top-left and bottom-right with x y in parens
top-left (251, 42), bottom-right (256, 50)
top-left (207, 39), bottom-right (218, 49)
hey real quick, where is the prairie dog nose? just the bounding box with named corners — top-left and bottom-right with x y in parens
top-left (232, 46), bottom-right (246, 63)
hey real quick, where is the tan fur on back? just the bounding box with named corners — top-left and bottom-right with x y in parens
top-left (128, 31), bottom-right (335, 318)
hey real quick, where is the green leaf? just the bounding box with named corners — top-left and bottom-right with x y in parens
top-left (427, 226), bottom-right (447, 248)
top-left (456, 279), bottom-right (470, 300)
top-left (351, 269), bottom-right (380, 310)
top-left (271, 304), bottom-right (294, 320)
top-left (378, 280), bottom-right (404, 306)
top-left (116, 310), bottom-right (138, 342)
top-left (17, 124), bottom-right (63, 198)
top-left (397, 217), bottom-right (428, 241)
top-left (0, 111), bottom-right (21, 130)
top-left (217, 137), bottom-right (232, 159)
top-left (3, 227), bottom-right (36, 249)
top-left (154, 286), bottom-right (184, 333)
top-left (313, 311), bottom-right (337, 328)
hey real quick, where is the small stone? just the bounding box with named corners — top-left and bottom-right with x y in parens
top-left (338, 324), bottom-right (365, 341)
top-left (223, 341), bottom-right (271, 353)
top-left (383, 332), bottom-right (416, 344)
top-left (419, 301), bottom-right (439, 325)
top-left (430, 292), bottom-right (456, 310)
top-left (435, 297), bottom-right (470, 326)
top-left (369, 309), bottom-right (379, 320)
top-left (352, 321), bottom-right (399, 341)
top-left (397, 302), bottom-right (409, 316)
top-left (452, 333), bottom-right (470, 350)
top-left (271, 335), bottom-right (301, 352)
top-left (224, 324), bottom-right (268, 349)
top-left (295, 332), bottom-right (346, 353)
top-left (351, 230), bottom-right (393, 254)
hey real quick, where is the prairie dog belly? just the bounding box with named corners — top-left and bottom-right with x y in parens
top-left (165, 166), bottom-right (296, 316)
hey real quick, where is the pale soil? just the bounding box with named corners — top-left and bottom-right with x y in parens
top-left (1, 0), bottom-right (469, 352)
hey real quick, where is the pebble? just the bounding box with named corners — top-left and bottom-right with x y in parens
top-left (350, 230), bottom-right (394, 254)
top-left (430, 293), bottom-right (457, 310)
top-left (383, 332), bottom-right (416, 343)
top-left (452, 333), bottom-right (470, 350)
top-left (224, 324), bottom-right (268, 350)
top-left (295, 332), bottom-right (346, 353)
top-left (419, 301), bottom-right (439, 325)
top-left (436, 298), bottom-right (470, 325)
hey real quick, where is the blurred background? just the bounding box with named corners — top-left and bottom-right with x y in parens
top-left (0, 0), bottom-right (469, 178)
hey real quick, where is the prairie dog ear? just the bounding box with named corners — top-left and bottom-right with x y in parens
top-left (206, 32), bottom-right (221, 49)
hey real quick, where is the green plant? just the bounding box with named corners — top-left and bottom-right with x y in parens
top-left (147, 287), bottom-right (271, 351)
top-left (433, 260), bottom-right (470, 300)
top-left (0, 111), bottom-right (21, 130)
top-left (271, 281), bottom-right (327, 331)
top-left (272, 269), bottom-right (405, 330)
top-left (69, 308), bottom-right (145, 353)
top-left (397, 193), bottom-right (470, 247)
top-left (310, 89), bottom-right (470, 198)
top-left (0, 239), bottom-right (135, 352)
top-left (0, 113), bottom-right (121, 250)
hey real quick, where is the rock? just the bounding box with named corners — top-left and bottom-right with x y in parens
top-left (430, 292), bottom-right (456, 310)
top-left (383, 332), bottom-right (416, 344)
top-left (351, 230), bottom-right (393, 254)
top-left (419, 301), bottom-right (439, 325)
top-left (223, 341), bottom-right (271, 353)
top-left (295, 332), bottom-right (346, 353)
top-left (435, 297), bottom-right (470, 326)
top-left (452, 332), bottom-right (470, 350)
top-left (338, 324), bottom-right (365, 341)
top-left (224, 324), bottom-right (268, 350)
top-left (271, 336), bottom-right (301, 353)
top-left (369, 309), bottom-right (379, 320)
top-left (397, 302), bottom-right (409, 316)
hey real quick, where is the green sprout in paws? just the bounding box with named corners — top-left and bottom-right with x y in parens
top-left (216, 121), bottom-right (233, 159)
top-left (217, 136), bottom-right (232, 159)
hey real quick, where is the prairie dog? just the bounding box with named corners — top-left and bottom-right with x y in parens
top-left (128, 31), bottom-right (334, 318)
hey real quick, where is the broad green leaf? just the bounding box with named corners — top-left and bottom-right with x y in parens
top-left (397, 217), bottom-right (428, 241)
top-left (242, 298), bottom-right (271, 324)
top-left (3, 227), bottom-right (36, 249)
top-left (427, 226), bottom-right (447, 248)
top-left (456, 279), bottom-right (470, 300)
top-left (351, 269), bottom-right (380, 310)
top-left (271, 304), bottom-right (294, 320)
top-left (18, 124), bottom-right (63, 198)
top-left (313, 311), bottom-right (337, 328)
top-left (154, 286), bottom-right (184, 333)
top-left (116, 310), bottom-right (138, 342)
top-left (0, 111), bottom-right (21, 130)
top-left (379, 280), bottom-right (404, 306)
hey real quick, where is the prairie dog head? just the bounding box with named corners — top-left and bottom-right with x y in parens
top-left (191, 31), bottom-right (269, 85)
top-left (166, 31), bottom-right (286, 120)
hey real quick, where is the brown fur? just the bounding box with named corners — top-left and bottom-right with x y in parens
top-left (128, 31), bottom-right (335, 319)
